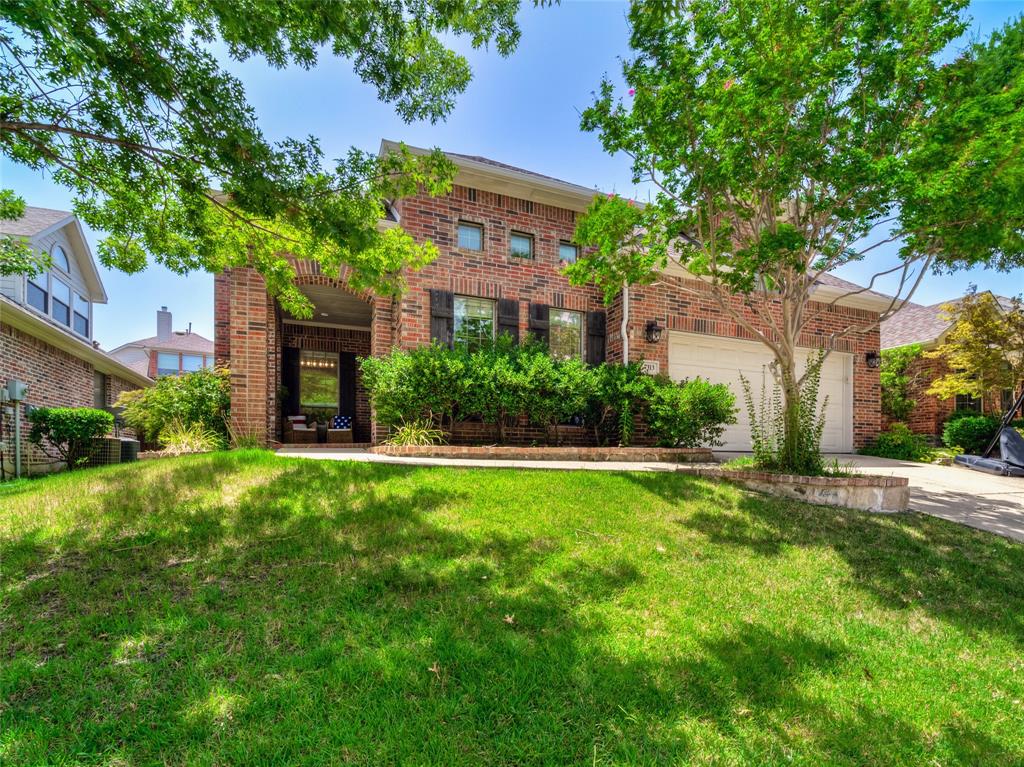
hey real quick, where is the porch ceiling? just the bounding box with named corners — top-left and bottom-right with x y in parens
top-left (284, 284), bottom-right (372, 327)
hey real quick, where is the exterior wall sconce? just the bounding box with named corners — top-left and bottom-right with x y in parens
top-left (865, 351), bottom-right (882, 369)
top-left (645, 320), bottom-right (664, 344)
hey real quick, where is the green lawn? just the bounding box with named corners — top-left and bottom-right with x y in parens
top-left (2, 451), bottom-right (1023, 765)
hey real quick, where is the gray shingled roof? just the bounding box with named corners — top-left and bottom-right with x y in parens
top-left (0, 206), bottom-right (72, 237)
top-left (881, 293), bottom-right (1019, 349)
top-left (123, 332), bottom-right (214, 354)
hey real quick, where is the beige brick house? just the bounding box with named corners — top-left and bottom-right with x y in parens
top-left (216, 142), bottom-right (890, 450)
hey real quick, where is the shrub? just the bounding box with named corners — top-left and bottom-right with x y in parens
top-left (27, 407), bottom-right (114, 469)
top-left (384, 420), bottom-right (448, 446)
top-left (159, 420), bottom-right (224, 456)
top-left (943, 414), bottom-right (1001, 454)
top-left (645, 376), bottom-right (737, 448)
top-left (117, 368), bottom-right (229, 445)
top-left (861, 423), bottom-right (932, 461)
top-left (879, 344), bottom-right (923, 422)
top-left (587, 362), bottom-right (649, 446)
top-left (361, 343), bottom-right (468, 429)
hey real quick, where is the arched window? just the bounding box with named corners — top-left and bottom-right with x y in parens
top-left (51, 245), bottom-right (70, 272)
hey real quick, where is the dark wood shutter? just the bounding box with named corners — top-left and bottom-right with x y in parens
top-left (528, 303), bottom-right (550, 345)
top-left (429, 289), bottom-right (454, 347)
top-left (282, 347), bottom-right (301, 416)
top-left (497, 298), bottom-right (519, 342)
top-left (586, 311), bottom-right (607, 366)
top-left (339, 352), bottom-right (356, 418)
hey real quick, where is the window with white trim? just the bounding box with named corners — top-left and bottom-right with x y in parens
top-left (454, 296), bottom-right (495, 352)
top-left (182, 354), bottom-right (205, 372)
top-left (51, 278), bottom-right (71, 326)
top-left (157, 352), bottom-right (179, 377)
top-left (26, 273), bottom-right (48, 313)
top-left (549, 309), bottom-right (583, 359)
top-left (73, 292), bottom-right (90, 337)
top-left (51, 245), bottom-right (70, 272)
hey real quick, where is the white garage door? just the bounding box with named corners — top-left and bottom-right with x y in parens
top-left (667, 331), bottom-right (853, 452)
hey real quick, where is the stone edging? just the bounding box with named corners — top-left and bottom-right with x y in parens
top-left (680, 467), bottom-right (910, 513)
top-left (370, 445), bottom-right (713, 463)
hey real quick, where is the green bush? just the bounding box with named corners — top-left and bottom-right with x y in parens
top-left (384, 420), bottom-right (448, 446)
top-left (879, 344), bottom-right (923, 422)
top-left (27, 407), bottom-right (114, 469)
top-left (942, 415), bottom-right (1002, 454)
top-left (861, 423), bottom-right (932, 462)
top-left (361, 343), bottom-right (469, 429)
top-left (117, 368), bottom-right (230, 446)
top-left (587, 362), bottom-right (649, 446)
top-left (645, 376), bottom-right (737, 448)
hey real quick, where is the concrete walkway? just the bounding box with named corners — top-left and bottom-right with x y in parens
top-left (276, 448), bottom-right (1024, 543)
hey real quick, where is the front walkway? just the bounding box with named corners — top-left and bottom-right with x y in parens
top-left (276, 448), bottom-right (1024, 543)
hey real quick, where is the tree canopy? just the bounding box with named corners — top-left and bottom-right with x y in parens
top-left (0, 0), bottom-right (524, 314)
top-left (570, 0), bottom-right (1024, 472)
top-left (926, 290), bottom-right (1024, 405)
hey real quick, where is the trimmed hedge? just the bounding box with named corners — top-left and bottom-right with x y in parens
top-left (942, 415), bottom-right (1001, 454)
top-left (27, 407), bottom-right (114, 469)
top-left (361, 340), bottom-right (736, 447)
top-left (116, 368), bottom-right (230, 446)
top-left (861, 423), bottom-right (932, 462)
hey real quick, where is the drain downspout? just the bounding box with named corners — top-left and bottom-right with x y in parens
top-left (621, 282), bottom-right (630, 364)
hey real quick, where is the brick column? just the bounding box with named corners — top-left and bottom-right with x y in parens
top-left (369, 296), bottom-right (395, 444)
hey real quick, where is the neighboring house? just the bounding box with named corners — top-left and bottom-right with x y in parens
top-left (216, 141), bottom-right (890, 449)
top-left (881, 293), bottom-right (1021, 439)
top-left (109, 306), bottom-right (214, 378)
top-left (0, 206), bottom-right (151, 475)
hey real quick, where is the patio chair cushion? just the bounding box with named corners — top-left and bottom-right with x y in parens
top-left (331, 415), bottom-right (352, 430)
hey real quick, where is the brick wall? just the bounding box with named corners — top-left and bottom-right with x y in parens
top-left (0, 322), bottom-right (140, 475)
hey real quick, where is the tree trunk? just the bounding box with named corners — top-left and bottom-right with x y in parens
top-left (780, 367), bottom-right (803, 473)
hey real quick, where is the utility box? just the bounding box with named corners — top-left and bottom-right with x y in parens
top-left (6, 380), bottom-right (28, 402)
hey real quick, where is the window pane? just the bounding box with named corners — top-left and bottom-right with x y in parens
top-left (457, 223), bottom-right (483, 250)
top-left (26, 279), bottom-right (47, 313)
top-left (51, 279), bottom-right (70, 304)
top-left (73, 312), bottom-right (89, 337)
top-left (93, 371), bottom-right (107, 408)
top-left (52, 246), bottom-right (70, 272)
top-left (559, 242), bottom-right (578, 263)
top-left (954, 393), bottom-right (981, 413)
top-left (454, 296), bottom-right (495, 352)
top-left (549, 309), bottom-right (583, 359)
top-left (182, 354), bottom-right (204, 372)
top-left (53, 298), bottom-right (70, 326)
top-left (157, 352), bottom-right (179, 377)
top-left (74, 292), bottom-right (89, 315)
top-left (299, 351), bottom-right (338, 413)
top-left (510, 233), bottom-right (533, 259)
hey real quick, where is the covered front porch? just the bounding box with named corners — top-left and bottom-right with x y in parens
top-left (275, 282), bottom-right (374, 445)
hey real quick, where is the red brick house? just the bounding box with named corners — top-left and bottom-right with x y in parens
top-left (109, 306), bottom-right (214, 379)
top-left (1, 206), bottom-right (151, 475)
top-left (881, 293), bottom-right (1022, 439)
top-left (216, 142), bottom-right (889, 450)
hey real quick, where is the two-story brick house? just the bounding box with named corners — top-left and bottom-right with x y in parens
top-left (109, 306), bottom-right (215, 379)
top-left (1, 206), bottom-right (151, 475)
top-left (216, 141), bottom-right (888, 450)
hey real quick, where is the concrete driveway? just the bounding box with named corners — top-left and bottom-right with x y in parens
top-left (720, 452), bottom-right (1024, 542)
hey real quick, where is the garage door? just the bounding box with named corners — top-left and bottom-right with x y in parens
top-left (667, 331), bottom-right (853, 452)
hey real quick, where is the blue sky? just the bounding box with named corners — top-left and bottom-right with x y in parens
top-left (3, 0), bottom-right (1023, 349)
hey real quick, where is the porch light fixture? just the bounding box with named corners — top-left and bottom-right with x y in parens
top-left (645, 320), bottom-right (664, 344)
top-left (865, 351), bottom-right (882, 369)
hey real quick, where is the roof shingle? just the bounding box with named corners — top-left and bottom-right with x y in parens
top-left (0, 206), bottom-right (73, 237)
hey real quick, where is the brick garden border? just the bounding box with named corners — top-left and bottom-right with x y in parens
top-left (370, 445), bottom-right (714, 463)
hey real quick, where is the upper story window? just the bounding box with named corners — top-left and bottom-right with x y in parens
top-left (182, 354), bottom-right (206, 373)
top-left (26, 272), bottom-right (48, 313)
top-left (457, 222), bottom-right (483, 251)
top-left (559, 242), bottom-right (579, 264)
top-left (510, 232), bottom-right (534, 259)
top-left (51, 278), bottom-right (71, 327)
top-left (157, 352), bottom-right (180, 377)
top-left (73, 292), bottom-right (89, 337)
top-left (51, 245), bottom-right (70, 273)
top-left (549, 309), bottom-right (583, 359)
top-left (454, 296), bottom-right (495, 352)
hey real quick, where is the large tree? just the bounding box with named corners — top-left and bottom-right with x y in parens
top-left (926, 289), bottom-right (1024, 410)
top-left (0, 0), bottom-right (525, 313)
top-left (569, 0), bottom-right (1024, 472)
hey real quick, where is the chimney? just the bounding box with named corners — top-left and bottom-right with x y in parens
top-left (157, 306), bottom-right (172, 340)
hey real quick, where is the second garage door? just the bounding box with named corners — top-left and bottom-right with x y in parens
top-left (667, 331), bottom-right (853, 452)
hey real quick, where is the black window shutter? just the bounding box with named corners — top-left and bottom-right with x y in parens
top-left (586, 311), bottom-right (607, 366)
top-left (430, 289), bottom-right (454, 347)
top-left (282, 347), bottom-right (301, 415)
top-left (497, 298), bottom-right (519, 342)
top-left (339, 352), bottom-right (356, 418)
top-left (528, 303), bottom-right (550, 345)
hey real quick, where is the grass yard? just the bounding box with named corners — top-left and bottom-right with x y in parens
top-left (2, 451), bottom-right (1023, 765)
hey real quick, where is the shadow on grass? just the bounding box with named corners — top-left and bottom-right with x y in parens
top-left (1, 454), bottom-right (1020, 765)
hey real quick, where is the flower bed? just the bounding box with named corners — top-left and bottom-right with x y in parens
top-left (370, 445), bottom-right (714, 463)
top-left (681, 467), bottom-right (910, 513)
